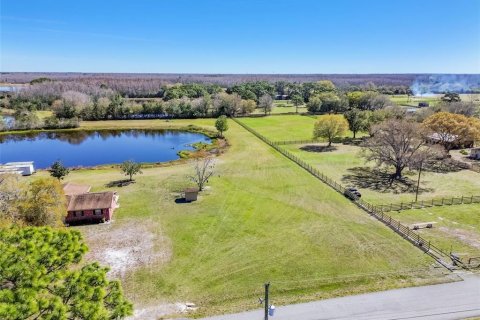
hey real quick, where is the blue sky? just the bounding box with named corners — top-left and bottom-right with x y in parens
top-left (1, 0), bottom-right (479, 73)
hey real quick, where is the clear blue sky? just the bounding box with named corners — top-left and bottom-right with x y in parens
top-left (1, 0), bottom-right (479, 73)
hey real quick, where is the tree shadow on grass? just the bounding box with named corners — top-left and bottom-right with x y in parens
top-left (342, 167), bottom-right (433, 195)
top-left (423, 159), bottom-right (463, 174)
top-left (105, 179), bottom-right (135, 188)
top-left (300, 145), bottom-right (337, 153)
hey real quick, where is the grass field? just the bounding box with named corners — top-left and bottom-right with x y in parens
top-left (240, 114), bottom-right (361, 142)
top-left (390, 95), bottom-right (440, 107)
top-left (390, 93), bottom-right (480, 107)
top-left (32, 118), bottom-right (449, 317)
top-left (282, 143), bottom-right (480, 205)
top-left (392, 204), bottom-right (480, 257)
top-left (252, 100), bottom-right (308, 115)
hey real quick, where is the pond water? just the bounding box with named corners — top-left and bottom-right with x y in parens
top-left (0, 129), bottom-right (211, 168)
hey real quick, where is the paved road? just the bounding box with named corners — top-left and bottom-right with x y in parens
top-left (202, 273), bottom-right (480, 320)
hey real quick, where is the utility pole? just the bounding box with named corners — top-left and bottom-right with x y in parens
top-left (415, 161), bottom-right (424, 202)
top-left (264, 282), bottom-right (270, 320)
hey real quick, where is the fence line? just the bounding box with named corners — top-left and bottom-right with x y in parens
top-left (232, 117), bottom-right (460, 270)
top-left (274, 139), bottom-right (320, 145)
top-left (375, 195), bottom-right (480, 212)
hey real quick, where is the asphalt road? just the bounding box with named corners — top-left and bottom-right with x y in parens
top-left (201, 273), bottom-right (480, 320)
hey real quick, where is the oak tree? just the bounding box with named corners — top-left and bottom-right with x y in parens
top-left (313, 115), bottom-right (349, 146)
top-left (423, 112), bottom-right (480, 151)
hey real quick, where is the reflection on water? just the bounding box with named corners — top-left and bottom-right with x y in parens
top-left (0, 129), bottom-right (211, 168)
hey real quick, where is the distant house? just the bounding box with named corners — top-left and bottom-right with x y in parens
top-left (427, 133), bottom-right (474, 150)
top-left (275, 94), bottom-right (290, 100)
top-left (471, 148), bottom-right (480, 160)
top-left (65, 191), bottom-right (119, 224)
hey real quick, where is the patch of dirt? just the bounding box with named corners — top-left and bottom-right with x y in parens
top-left (438, 226), bottom-right (480, 250)
top-left (80, 221), bottom-right (171, 277)
top-left (128, 303), bottom-right (197, 320)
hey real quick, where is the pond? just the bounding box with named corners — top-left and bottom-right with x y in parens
top-left (0, 129), bottom-right (211, 168)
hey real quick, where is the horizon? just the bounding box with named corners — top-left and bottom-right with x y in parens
top-left (2, 0), bottom-right (479, 74)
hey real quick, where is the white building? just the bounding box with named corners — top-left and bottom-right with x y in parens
top-left (0, 162), bottom-right (35, 176)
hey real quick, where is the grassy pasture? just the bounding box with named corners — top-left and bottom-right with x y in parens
top-left (252, 100), bottom-right (308, 115)
top-left (29, 118), bottom-right (448, 317)
top-left (282, 143), bottom-right (480, 205)
top-left (392, 204), bottom-right (480, 257)
top-left (390, 93), bottom-right (480, 107)
top-left (240, 114), bottom-right (360, 142)
top-left (390, 95), bottom-right (440, 107)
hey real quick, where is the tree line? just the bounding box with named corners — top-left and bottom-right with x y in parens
top-left (2, 78), bottom-right (478, 132)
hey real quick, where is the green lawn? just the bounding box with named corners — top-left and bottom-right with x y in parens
top-left (389, 93), bottom-right (480, 107)
top-left (252, 100), bottom-right (307, 115)
top-left (392, 204), bottom-right (480, 257)
top-left (36, 118), bottom-right (447, 317)
top-left (252, 105), bottom-right (308, 115)
top-left (390, 95), bottom-right (440, 107)
top-left (240, 114), bottom-right (361, 142)
top-left (282, 143), bottom-right (480, 205)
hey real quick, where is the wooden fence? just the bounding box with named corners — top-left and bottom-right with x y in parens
top-left (232, 117), bottom-right (461, 270)
top-left (375, 196), bottom-right (480, 212)
top-left (274, 139), bottom-right (320, 145)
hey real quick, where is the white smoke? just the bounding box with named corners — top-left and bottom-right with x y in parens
top-left (410, 74), bottom-right (480, 96)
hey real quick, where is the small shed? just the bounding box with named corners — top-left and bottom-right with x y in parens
top-left (470, 148), bottom-right (480, 160)
top-left (184, 187), bottom-right (199, 202)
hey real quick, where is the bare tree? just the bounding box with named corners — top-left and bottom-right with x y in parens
top-left (188, 157), bottom-right (215, 191)
top-left (259, 94), bottom-right (273, 115)
top-left (363, 119), bottom-right (435, 180)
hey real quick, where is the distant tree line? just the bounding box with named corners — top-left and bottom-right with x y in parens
top-left (1, 77), bottom-right (478, 131)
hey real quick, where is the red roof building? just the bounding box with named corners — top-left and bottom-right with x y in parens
top-left (63, 184), bottom-right (119, 224)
